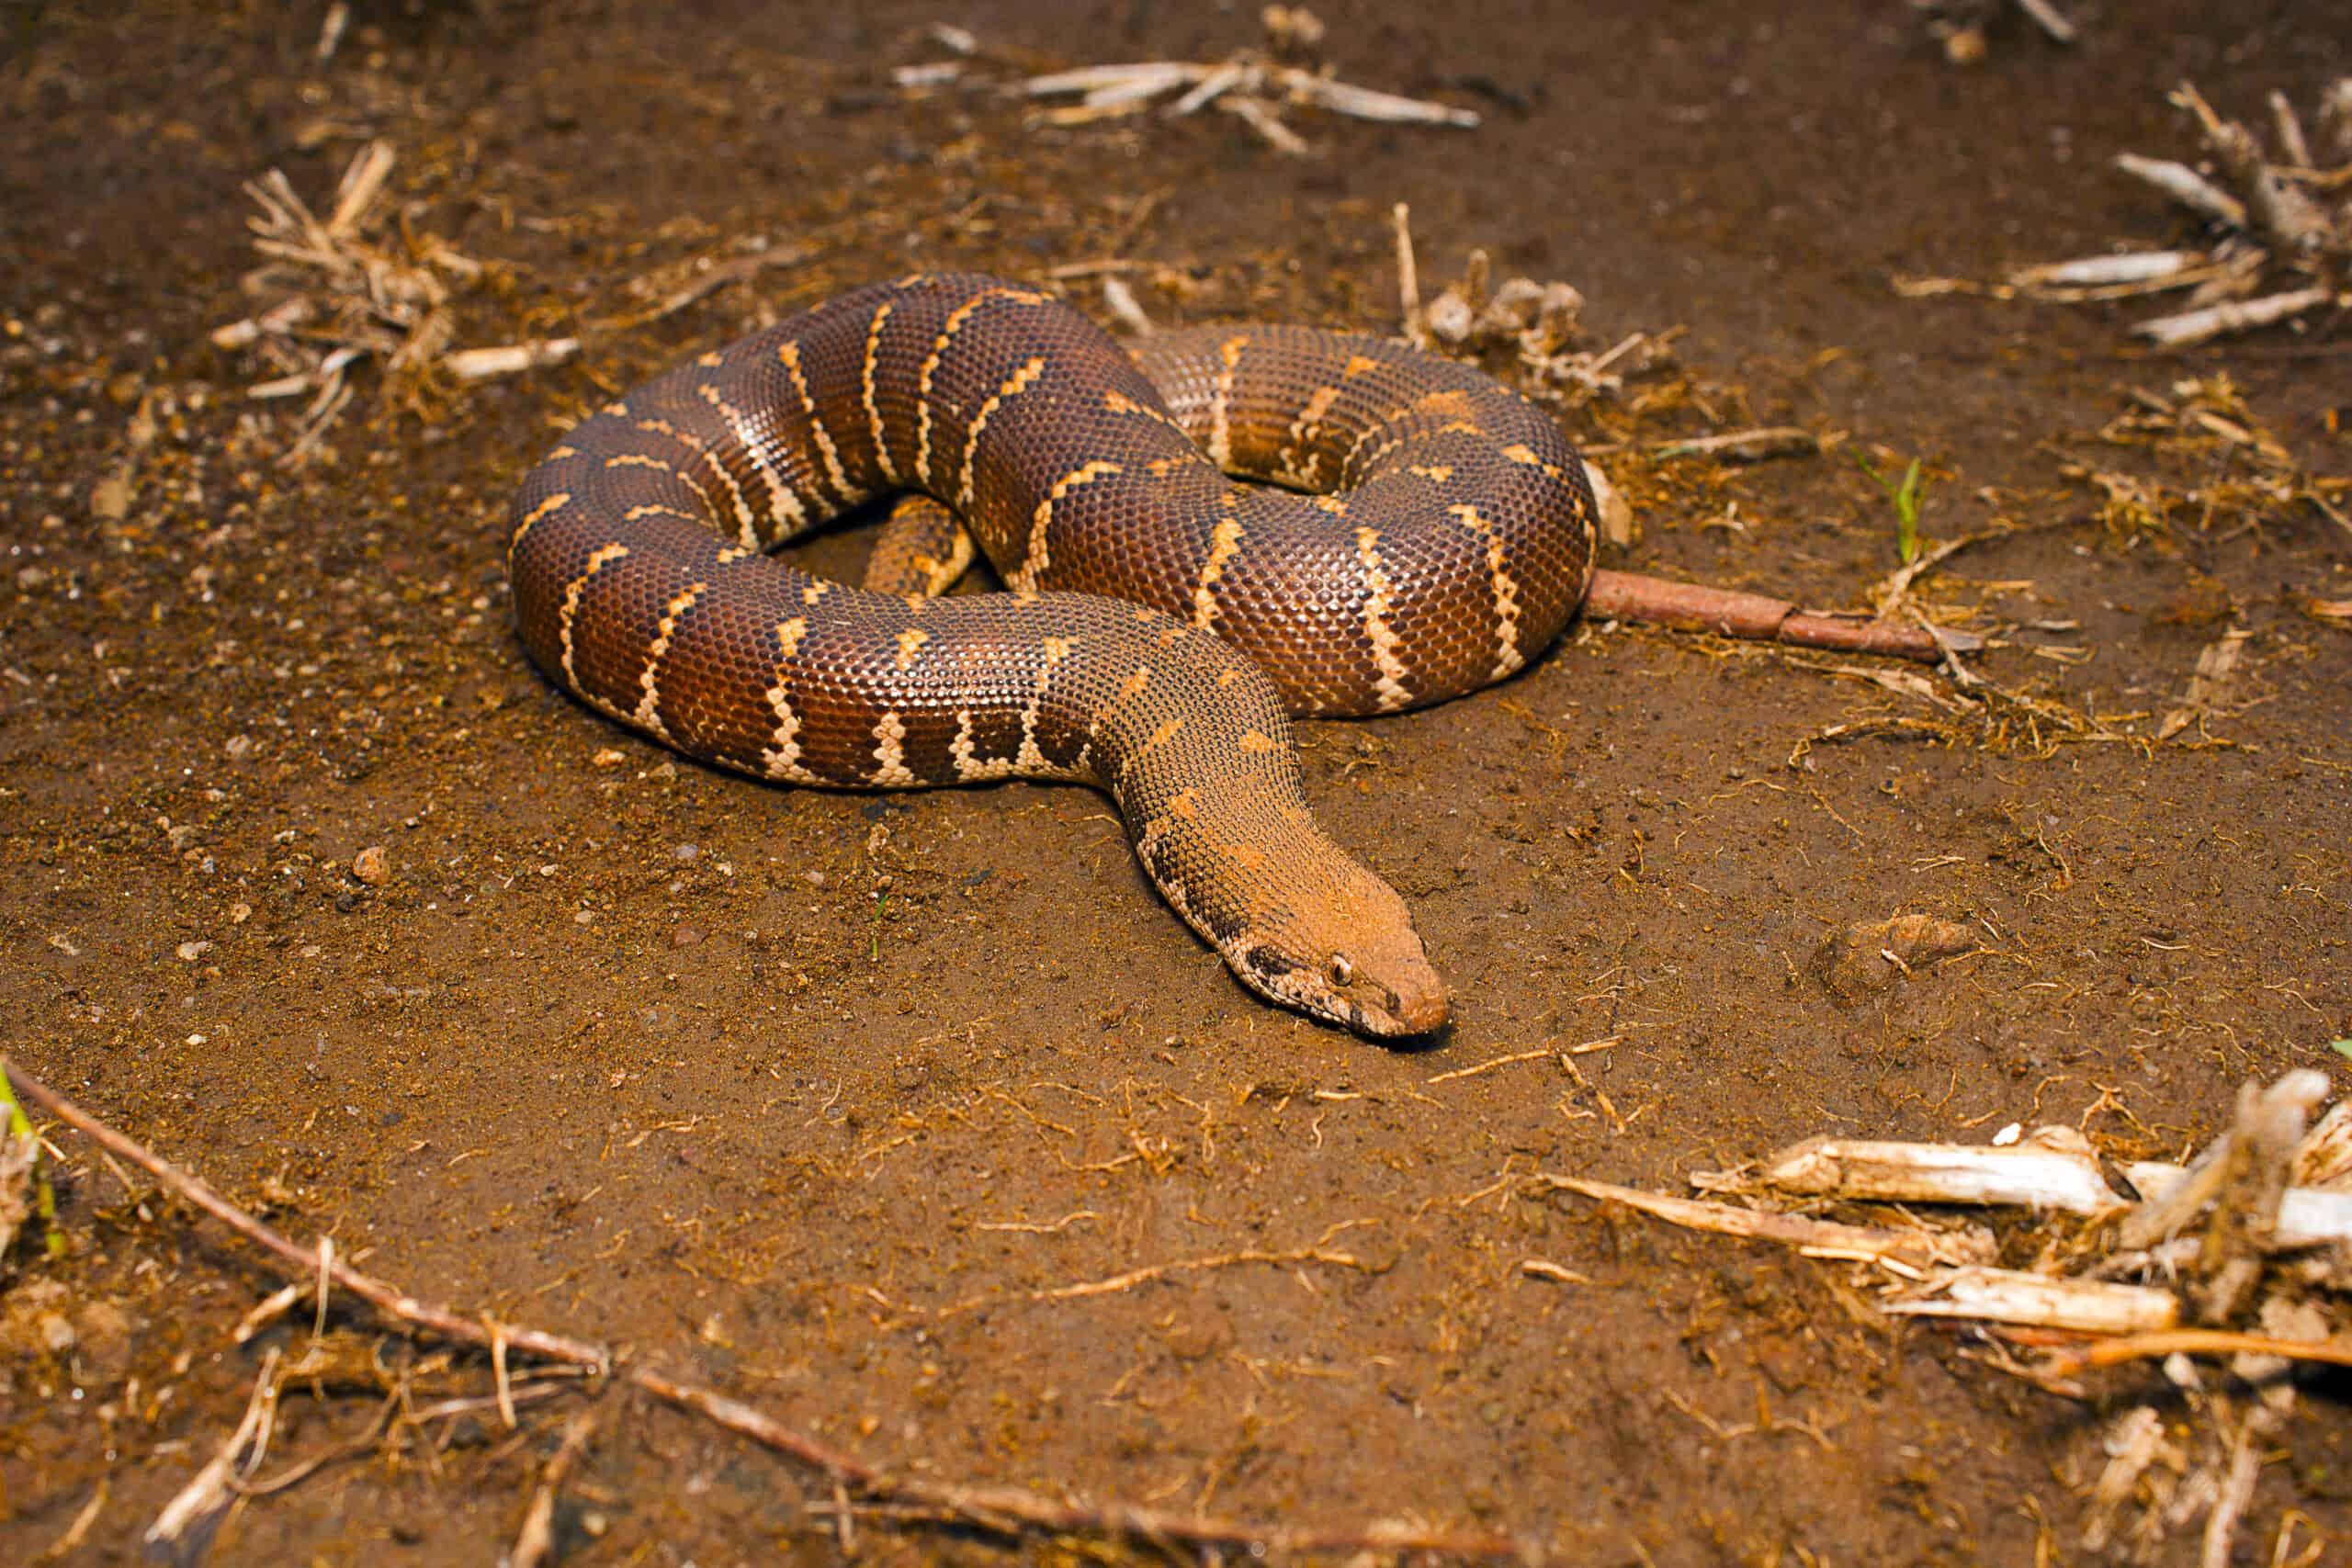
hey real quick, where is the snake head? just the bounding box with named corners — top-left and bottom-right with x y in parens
top-left (1229, 863), bottom-right (1450, 1038)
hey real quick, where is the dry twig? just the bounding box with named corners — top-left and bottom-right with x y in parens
top-left (4, 1057), bottom-right (1521, 1562)
top-left (505, 1404), bottom-right (603, 1568)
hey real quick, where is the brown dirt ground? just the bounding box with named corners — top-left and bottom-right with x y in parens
top-left (4, 2), bottom-right (2350, 1562)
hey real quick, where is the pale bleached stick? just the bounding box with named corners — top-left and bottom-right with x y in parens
top-left (1281, 69), bottom-right (1478, 128)
top-left (2270, 89), bottom-right (2315, 171)
top-left (1220, 94), bottom-right (1311, 154)
top-left (1100, 276), bottom-right (1154, 336)
top-left (507, 1404), bottom-right (603, 1568)
top-left (1641, 426), bottom-right (1820, 460)
top-left (2007, 250), bottom-right (2205, 291)
top-left (2201, 1413), bottom-right (2268, 1568)
top-left (1392, 201), bottom-right (1424, 344)
top-left (1021, 62), bottom-right (1206, 98)
top-left (2012, 0), bottom-right (2078, 44)
top-left (1882, 1267), bottom-right (2177, 1334)
top-left (2125, 1162), bottom-right (2352, 1248)
top-left (1532, 1172), bottom-right (1994, 1270)
top-left (2113, 152), bottom-right (2248, 229)
top-left (1022, 58), bottom-right (1476, 130)
top-left (325, 141), bottom-right (395, 241)
top-left (443, 339), bottom-right (581, 382)
top-left (1168, 60), bottom-right (1247, 116)
top-left (2134, 286), bottom-right (2333, 347)
top-left (146, 1348), bottom-right (280, 1564)
top-left (1751, 1129), bottom-right (2127, 1215)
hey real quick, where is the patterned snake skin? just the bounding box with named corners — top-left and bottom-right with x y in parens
top-left (507, 273), bottom-right (1598, 1035)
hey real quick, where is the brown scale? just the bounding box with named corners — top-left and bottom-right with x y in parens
top-left (509, 274), bottom-right (1599, 1036)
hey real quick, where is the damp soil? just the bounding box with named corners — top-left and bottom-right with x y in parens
top-left (3, 2), bottom-right (2350, 1563)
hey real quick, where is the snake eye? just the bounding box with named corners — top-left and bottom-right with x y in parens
top-left (1329, 954), bottom-right (1355, 987)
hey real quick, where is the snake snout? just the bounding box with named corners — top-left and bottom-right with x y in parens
top-left (1383, 970), bottom-right (1452, 1036)
top-left (1349, 940), bottom-right (1449, 1037)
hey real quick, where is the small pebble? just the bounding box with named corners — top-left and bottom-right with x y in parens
top-left (673, 842), bottom-right (699, 861)
top-left (89, 475), bottom-right (130, 521)
top-left (175, 940), bottom-right (212, 962)
top-left (672, 923), bottom-right (702, 948)
top-left (224, 734), bottom-right (254, 760)
top-left (352, 845), bottom-right (390, 886)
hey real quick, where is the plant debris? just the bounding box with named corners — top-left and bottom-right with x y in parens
top-left (1555, 1066), bottom-right (2352, 1566)
top-left (208, 141), bottom-right (575, 464)
top-left (1905, 77), bottom-right (2352, 344)
top-left (2063, 375), bottom-right (2350, 548)
top-left (1008, 6), bottom-right (1477, 154)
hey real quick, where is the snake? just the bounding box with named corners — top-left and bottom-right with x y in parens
top-left (506, 273), bottom-right (1598, 1036)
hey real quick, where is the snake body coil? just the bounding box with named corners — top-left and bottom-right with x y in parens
top-left (507, 274), bottom-right (1597, 1035)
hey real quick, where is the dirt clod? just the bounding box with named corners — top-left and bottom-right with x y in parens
top-left (1809, 913), bottom-right (1982, 1001)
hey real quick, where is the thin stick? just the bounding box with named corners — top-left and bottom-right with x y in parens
top-left (1584, 570), bottom-right (1966, 662)
top-left (2112, 153), bottom-right (2248, 229)
top-left (508, 1403), bottom-right (603, 1568)
top-left (2134, 286), bottom-right (2332, 348)
top-left (1393, 202), bottom-right (1424, 344)
top-left (2012, 0), bottom-right (2078, 44)
top-left (239, 1393), bottom-right (400, 1497)
top-left (1426, 1046), bottom-right (1560, 1085)
top-left (147, 1347), bottom-right (279, 1560)
top-left (34, 1478), bottom-right (108, 1565)
top-left (2044, 1328), bottom-right (2352, 1375)
top-left (1580, 426), bottom-right (1818, 461)
top-left (5, 1057), bottom-right (1522, 1562)
top-left (5, 1059), bottom-right (612, 1373)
